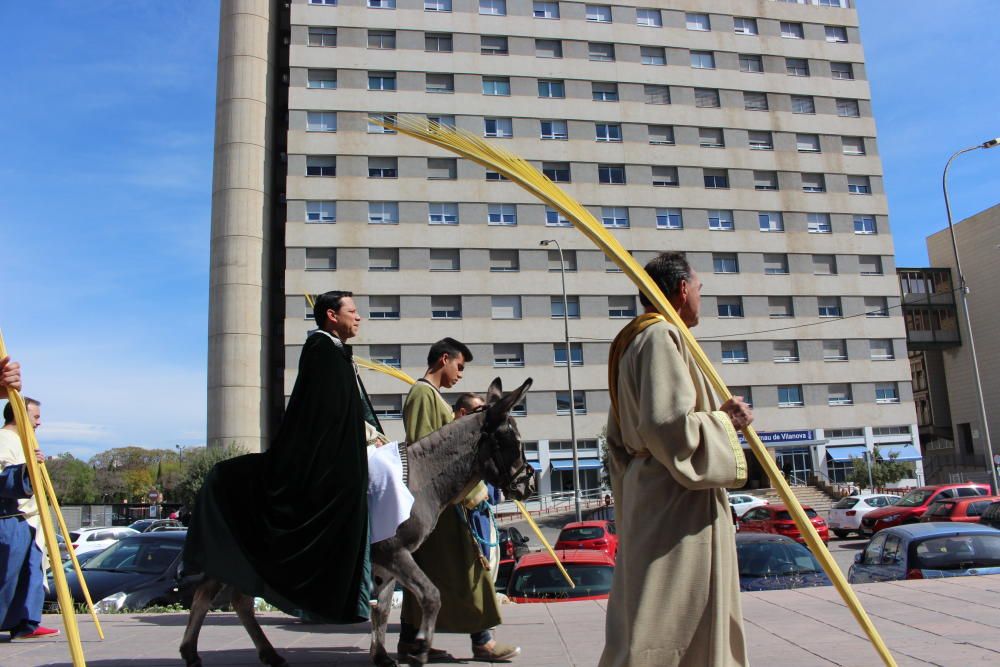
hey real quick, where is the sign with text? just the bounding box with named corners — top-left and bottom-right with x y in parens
top-left (738, 430), bottom-right (815, 446)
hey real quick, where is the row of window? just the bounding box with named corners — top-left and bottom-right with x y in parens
top-left (718, 339), bottom-right (895, 364)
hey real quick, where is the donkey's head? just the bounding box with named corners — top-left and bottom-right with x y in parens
top-left (475, 377), bottom-right (535, 501)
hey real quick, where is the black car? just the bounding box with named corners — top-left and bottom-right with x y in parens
top-left (981, 501), bottom-right (1000, 530)
top-left (45, 531), bottom-right (200, 613)
top-left (735, 533), bottom-right (832, 592)
top-left (498, 526), bottom-right (531, 561)
top-left (128, 519), bottom-right (184, 533)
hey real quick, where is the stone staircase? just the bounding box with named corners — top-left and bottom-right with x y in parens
top-left (750, 485), bottom-right (840, 515)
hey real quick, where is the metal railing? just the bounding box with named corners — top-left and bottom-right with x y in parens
top-left (495, 488), bottom-right (609, 521)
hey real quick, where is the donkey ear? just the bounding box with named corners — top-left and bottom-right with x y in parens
top-left (486, 377), bottom-right (504, 405)
top-left (485, 378), bottom-right (533, 428)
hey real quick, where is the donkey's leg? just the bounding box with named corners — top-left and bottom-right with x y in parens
top-left (391, 549), bottom-right (441, 666)
top-left (231, 590), bottom-right (288, 667)
top-left (369, 570), bottom-right (399, 667)
top-left (179, 578), bottom-right (224, 667)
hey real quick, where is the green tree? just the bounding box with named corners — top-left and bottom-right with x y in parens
top-left (850, 447), bottom-right (914, 490)
top-left (46, 454), bottom-right (98, 503)
top-left (597, 427), bottom-right (611, 490)
top-left (173, 443), bottom-right (246, 508)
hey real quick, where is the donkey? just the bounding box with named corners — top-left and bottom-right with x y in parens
top-left (179, 377), bottom-right (535, 667)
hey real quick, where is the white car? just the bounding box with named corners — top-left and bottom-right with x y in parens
top-left (728, 494), bottom-right (768, 518)
top-left (827, 494), bottom-right (900, 538)
top-left (69, 527), bottom-right (140, 557)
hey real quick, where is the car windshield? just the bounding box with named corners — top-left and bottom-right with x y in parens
top-left (84, 539), bottom-right (182, 574)
top-left (737, 541), bottom-right (823, 577)
top-left (509, 563), bottom-right (613, 599)
top-left (558, 527), bottom-right (605, 541)
top-left (775, 509), bottom-right (818, 521)
top-left (834, 498), bottom-right (859, 509)
top-left (896, 489), bottom-right (934, 507)
top-left (913, 534), bottom-right (1000, 570)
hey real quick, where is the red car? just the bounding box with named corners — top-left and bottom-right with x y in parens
top-left (920, 495), bottom-right (1000, 523)
top-left (861, 483), bottom-right (991, 536)
top-left (738, 504), bottom-right (829, 543)
top-left (554, 521), bottom-right (618, 559)
top-left (506, 550), bottom-right (614, 603)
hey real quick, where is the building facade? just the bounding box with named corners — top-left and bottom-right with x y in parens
top-left (208, 0), bottom-right (920, 495)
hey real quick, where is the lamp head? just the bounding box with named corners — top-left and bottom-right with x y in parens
top-left (539, 239), bottom-right (553, 247)
top-left (983, 138), bottom-right (1000, 149)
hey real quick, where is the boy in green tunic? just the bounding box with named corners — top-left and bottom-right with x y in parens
top-left (399, 338), bottom-right (520, 662)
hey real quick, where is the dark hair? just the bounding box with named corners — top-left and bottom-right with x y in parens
top-left (427, 337), bottom-right (473, 368)
top-left (3, 397), bottom-right (40, 425)
top-left (639, 252), bottom-right (691, 308)
top-left (312, 290), bottom-right (354, 328)
top-left (453, 392), bottom-right (484, 414)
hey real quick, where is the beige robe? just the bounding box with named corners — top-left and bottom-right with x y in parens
top-left (599, 315), bottom-right (748, 667)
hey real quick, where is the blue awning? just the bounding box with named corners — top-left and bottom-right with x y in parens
top-left (550, 458), bottom-right (603, 471)
top-left (877, 444), bottom-right (922, 461)
top-left (826, 445), bottom-right (869, 462)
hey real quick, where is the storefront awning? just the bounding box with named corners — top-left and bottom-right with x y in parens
top-left (826, 445), bottom-right (869, 462)
top-left (550, 458), bottom-right (603, 471)
top-left (876, 444), bottom-right (922, 461)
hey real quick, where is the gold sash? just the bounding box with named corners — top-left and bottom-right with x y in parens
top-left (607, 312), bottom-right (666, 429)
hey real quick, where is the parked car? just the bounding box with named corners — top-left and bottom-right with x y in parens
top-left (46, 531), bottom-right (199, 613)
top-left (735, 533), bottom-right (832, 591)
top-left (981, 501), bottom-right (1000, 530)
top-left (506, 550), bottom-right (614, 603)
top-left (728, 493), bottom-right (768, 518)
top-left (495, 558), bottom-right (515, 593)
top-left (860, 483), bottom-right (992, 536)
top-left (849, 523), bottom-right (1000, 583)
top-left (554, 521), bottom-right (618, 559)
top-left (128, 519), bottom-right (184, 533)
top-left (920, 495), bottom-right (1000, 524)
top-left (739, 504), bottom-right (829, 543)
top-left (498, 526), bottom-right (531, 562)
top-left (827, 494), bottom-right (900, 538)
top-left (70, 526), bottom-right (141, 557)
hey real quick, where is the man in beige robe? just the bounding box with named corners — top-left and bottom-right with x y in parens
top-left (600, 252), bottom-right (752, 667)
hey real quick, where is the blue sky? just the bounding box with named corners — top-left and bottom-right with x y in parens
top-left (1, 1), bottom-right (998, 459)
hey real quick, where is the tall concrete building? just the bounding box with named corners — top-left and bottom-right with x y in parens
top-left (209, 0), bottom-right (920, 494)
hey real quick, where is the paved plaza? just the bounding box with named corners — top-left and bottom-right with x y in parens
top-left (4, 574), bottom-right (999, 666)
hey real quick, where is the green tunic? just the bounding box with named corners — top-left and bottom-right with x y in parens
top-left (401, 380), bottom-right (501, 633)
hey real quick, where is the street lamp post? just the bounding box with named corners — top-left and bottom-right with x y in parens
top-left (541, 239), bottom-right (582, 522)
top-left (942, 137), bottom-right (1000, 493)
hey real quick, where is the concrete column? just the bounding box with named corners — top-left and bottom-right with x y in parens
top-left (207, 0), bottom-right (276, 453)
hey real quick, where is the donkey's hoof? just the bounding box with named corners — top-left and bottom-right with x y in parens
top-left (260, 650), bottom-right (289, 667)
top-left (180, 648), bottom-right (202, 667)
top-left (374, 656), bottom-right (399, 667)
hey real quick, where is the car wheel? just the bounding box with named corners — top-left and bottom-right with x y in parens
top-left (833, 529), bottom-right (850, 539)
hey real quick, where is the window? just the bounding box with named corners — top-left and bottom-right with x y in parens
top-left (428, 202), bottom-right (458, 225)
top-left (305, 247), bottom-right (336, 271)
top-left (717, 296), bottom-right (744, 318)
top-left (588, 43), bottom-right (615, 62)
top-left (491, 295), bottom-right (521, 319)
top-left (545, 207), bottom-right (571, 227)
top-left (482, 35), bottom-right (509, 55)
top-left (533, 1), bottom-right (558, 19)
top-left (818, 296), bottom-right (842, 317)
top-left (494, 343), bottom-right (524, 368)
top-left (786, 57), bottom-right (810, 77)
top-left (598, 164), bottom-right (626, 184)
top-left (306, 201), bottom-right (336, 223)
top-left (722, 341), bottom-right (748, 364)
top-left (813, 254), bottom-right (837, 275)
top-left (859, 255), bottom-right (883, 276)
top-left (781, 22), bottom-right (804, 39)
top-left (656, 208), bottom-right (682, 229)
top-left (791, 95), bottom-right (816, 114)
top-left (427, 114), bottom-right (456, 128)
top-left (310, 0), bottom-right (337, 4)
top-left (368, 201), bottom-right (399, 224)
top-left (796, 133), bottom-right (821, 152)
top-left (425, 33), bottom-right (453, 52)
top-left (636, 8), bottom-right (662, 27)
top-left (641, 46), bottom-right (666, 65)
top-left (778, 386), bottom-right (804, 407)
top-left (754, 172), bottom-right (778, 192)
top-left (802, 173), bottom-right (826, 193)
top-left (368, 71), bottom-right (396, 91)
top-left (586, 5), bottom-right (611, 22)
top-left (823, 339), bottom-right (848, 361)
top-left (370, 345), bottom-right (401, 368)
top-left (431, 296), bottom-right (462, 319)
top-left (535, 38), bottom-right (562, 58)
top-left (848, 175), bottom-right (872, 194)
top-left (708, 209), bottom-right (734, 231)
top-left (551, 295), bottom-right (580, 318)
top-left (368, 30), bottom-right (395, 49)
top-left (758, 211), bottom-right (784, 232)
top-left (425, 0), bottom-right (451, 10)
top-left (828, 384), bottom-right (853, 406)
top-left (749, 131), bottom-right (773, 150)
top-left (307, 69), bottom-right (337, 89)
top-left (643, 84), bottom-right (670, 104)
top-left (842, 136), bottom-right (866, 155)
top-left (831, 62), bottom-right (854, 80)
top-left (691, 51), bottom-right (715, 69)
top-left (768, 296), bottom-right (794, 318)
top-left (482, 77), bottom-right (510, 96)
top-left (429, 248), bottom-right (459, 271)
top-left (763, 254), bottom-right (789, 275)
top-left (854, 215), bottom-right (876, 234)
top-left (870, 339), bottom-right (895, 361)
top-left (734, 17), bottom-right (758, 35)
top-left (808, 213), bottom-right (832, 234)
top-left (484, 117), bottom-right (513, 138)
top-left (426, 74), bottom-right (454, 94)
top-left (875, 383), bottom-right (900, 404)
top-left (547, 249), bottom-right (576, 272)
top-left (695, 87), bottom-right (721, 107)
top-left (306, 156), bottom-right (336, 176)
top-left (649, 125), bottom-right (675, 145)
top-left (553, 343), bottom-right (583, 366)
top-left (542, 161), bottom-right (571, 182)
top-left (485, 170), bottom-right (508, 182)
top-left (307, 111), bottom-right (337, 132)
top-left (368, 247), bottom-right (399, 271)
top-left (371, 395), bottom-right (402, 420)
top-left (865, 296), bottom-right (889, 318)
top-left (592, 82), bottom-right (619, 101)
top-left (699, 127), bottom-right (724, 148)
top-left (556, 390), bottom-right (587, 415)
top-left (713, 253), bottom-right (739, 274)
top-left (739, 54), bottom-right (763, 73)
top-left (594, 123), bottom-right (622, 143)
top-left (605, 255), bottom-right (622, 273)
top-left (773, 340), bottom-right (800, 363)
top-left (540, 120), bottom-right (568, 140)
top-left (704, 169), bottom-right (729, 189)
top-left (488, 203), bottom-right (517, 225)
top-left (730, 387), bottom-right (753, 407)
top-left (369, 296), bottom-right (400, 319)
top-left (368, 0), bottom-right (395, 7)
top-left (308, 27), bottom-right (337, 47)
top-left (837, 99), bottom-right (861, 117)
top-left (368, 113), bottom-right (396, 133)
top-left (744, 91), bottom-right (768, 111)
top-left (538, 79), bottom-right (565, 98)
top-left (608, 295), bottom-right (637, 318)
top-left (652, 166), bottom-right (679, 187)
top-left (686, 13), bottom-right (711, 31)
top-left (825, 25), bottom-right (848, 43)
top-left (427, 158), bottom-right (457, 180)
top-left (479, 0), bottom-right (506, 15)
top-left (368, 156), bottom-right (398, 178)
top-left (601, 206), bottom-right (629, 227)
